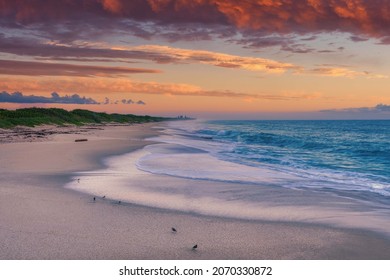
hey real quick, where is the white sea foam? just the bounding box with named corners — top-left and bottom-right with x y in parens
top-left (65, 143), bottom-right (390, 236)
top-left (137, 143), bottom-right (298, 185)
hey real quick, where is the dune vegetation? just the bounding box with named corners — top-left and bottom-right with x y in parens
top-left (0, 108), bottom-right (169, 128)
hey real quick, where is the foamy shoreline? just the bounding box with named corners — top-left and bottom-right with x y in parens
top-left (1, 122), bottom-right (390, 259)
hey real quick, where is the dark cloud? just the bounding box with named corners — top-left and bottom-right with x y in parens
top-left (0, 91), bottom-right (147, 106)
top-left (350, 35), bottom-right (370, 42)
top-left (321, 104), bottom-right (390, 114)
top-left (0, 59), bottom-right (160, 77)
top-left (0, 0), bottom-right (226, 25)
top-left (121, 99), bottom-right (143, 105)
top-left (0, 91), bottom-right (99, 104)
top-left (378, 36), bottom-right (390, 45)
top-left (236, 35), bottom-right (292, 49)
top-left (375, 104), bottom-right (390, 112)
top-left (317, 50), bottom-right (336, 53)
top-left (235, 33), bottom-right (339, 53)
top-left (301, 35), bottom-right (318, 41)
top-left (0, 33), bottom-right (169, 63)
top-left (35, 57), bottom-right (138, 64)
top-left (1, 0), bottom-right (390, 46)
top-left (281, 44), bottom-right (316, 54)
top-left (121, 99), bottom-right (133, 104)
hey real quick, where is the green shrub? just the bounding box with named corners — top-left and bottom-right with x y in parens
top-left (0, 108), bottom-right (170, 128)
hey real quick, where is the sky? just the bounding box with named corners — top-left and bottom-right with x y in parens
top-left (1, 0), bottom-right (390, 119)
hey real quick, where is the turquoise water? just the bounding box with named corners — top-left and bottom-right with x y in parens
top-left (152, 120), bottom-right (390, 199)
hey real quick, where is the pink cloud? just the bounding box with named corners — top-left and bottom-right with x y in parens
top-left (0, 59), bottom-right (160, 77)
top-left (1, 0), bottom-right (390, 39)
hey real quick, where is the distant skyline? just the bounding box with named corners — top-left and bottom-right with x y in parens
top-left (1, 0), bottom-right (390, 119)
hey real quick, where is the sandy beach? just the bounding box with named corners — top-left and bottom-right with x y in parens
top-left (1, 123), bottom-right (390, 260)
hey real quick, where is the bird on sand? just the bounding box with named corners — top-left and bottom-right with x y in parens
top-left (192, 244), bottom-right (198, 250)
top-left (102, 195), bottom-right (106, 199)
top-left (93, 197), bottom-right (96, 201)
top-left (171, 227), bottom-right (177, 233)
top-left (118, 201), bottom-right (121, 204)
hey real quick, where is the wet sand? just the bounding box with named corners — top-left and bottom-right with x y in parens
top-left (1, 123), bottom-right (390, 259)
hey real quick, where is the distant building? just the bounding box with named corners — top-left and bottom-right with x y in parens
top-left (177, 115), bottom-right (193, 120)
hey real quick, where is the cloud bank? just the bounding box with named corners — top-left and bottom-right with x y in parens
top-left (0, 91), bottom-right (146, 105)
top-left (2, 0), bottom-right (390, 41)
top-left (321, 104), bottom-right (390, 114)
top-left (0, 35), bottom-right (383, 78)
top-left (0, 91), bottom-right (100, 104)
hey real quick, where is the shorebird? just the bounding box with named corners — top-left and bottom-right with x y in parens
top-left (93, 197), bottom-right (96, 201)
top-left (118, 201), bottom-right (121, 204)
top-left (77, 178), bottom-right (80, 183)
top-left (171, 227), bottom-right (177, 233)
top-left (102, 195), bottom-right (106, 199)
top-left (192, 244), bottom-right (198, 250)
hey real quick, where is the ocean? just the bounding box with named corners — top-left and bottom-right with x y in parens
top-left (67, 120), bottom-right (390, 235)
top-left (154, 120), bottom-right (390, 198)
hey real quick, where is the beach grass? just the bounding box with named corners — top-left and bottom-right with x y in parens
top-left (0, 108), bottom-right (169, 128)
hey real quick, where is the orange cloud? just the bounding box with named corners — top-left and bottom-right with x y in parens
top-left (131, 45), bottom-right (299, 73)
top-left (125, 45), bottom-right (386, 78)
top-left (100, 0), bottom-right (123, 14)
top-left (304, 67), bottom-right (388, 78)
top-left (145, 0), bottom-right (390, 37)
top-left (0, 76), bottom-right (324, 101)
top-left (0, 76), bottom-right (255, 98)
top-left (211, 0), bottom-right (372, 34)
top-left (1, 0), bottom-right (390, 38)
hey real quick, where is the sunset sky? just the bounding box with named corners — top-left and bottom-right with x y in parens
top-left (1, 0), bottom-right (390, 119)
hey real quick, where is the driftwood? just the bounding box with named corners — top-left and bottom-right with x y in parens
top-left (75, 139), bottom-right (88, 142)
